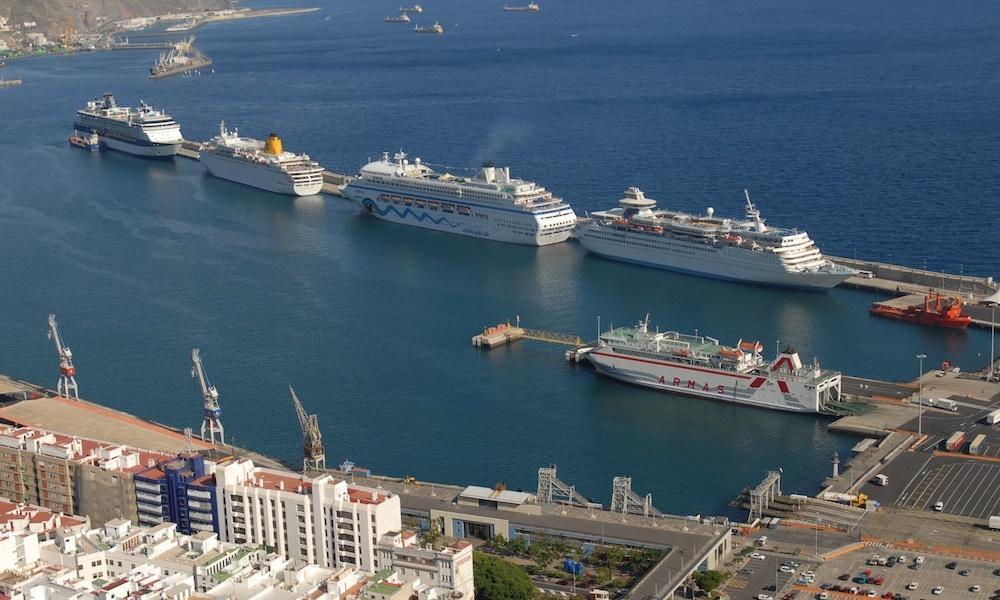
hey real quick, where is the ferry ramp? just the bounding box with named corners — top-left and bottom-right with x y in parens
top-left (520, 328), bottom-right (585, 346)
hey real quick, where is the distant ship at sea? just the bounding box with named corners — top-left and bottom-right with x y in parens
top-left (74, 93), bottom-right (183, 157)
top-left (399, 4), bottom-right (423, 13)
top-left (575, 187), bottom-right (855, 290)
top-left (149, 37), bottom-right (212, 79)
top-left (503, 2), bottom-right (540, 11)
top-left (199, 122), bottom-right (324, 196)
top-left (413, 21), bottom-right (444, 34)
top-left (385, 13), bottom-right (411, 23)
top-left (342, 151), bottom-right (577, 245)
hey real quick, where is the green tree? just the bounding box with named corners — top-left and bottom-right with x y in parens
top-left (507, 535), bottom-right (528, 557)
top-left (473, 552), bottom-right (536, 600)
top-left (692, 570), bottom-right (727, 593)
top-left (488, 534), bottom-right (508, 554)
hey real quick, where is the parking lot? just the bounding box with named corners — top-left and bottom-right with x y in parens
top-left (726, 552), bottom-right (818, 600)
top-left (800, 547), bottom-right (1000, 600)
top-left (898, 395), bottom-right (1000, 454)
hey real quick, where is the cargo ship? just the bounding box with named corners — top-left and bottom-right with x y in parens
top-left (385, 13), bottom-right (411, 23)
top-left (414, 21), bottom-right (444, 34)
top-left (869, 293), bottom-right (972, 329)
top-left (150, 37), bottom-right (212, 80)
top-left (575, 187), bottom-right (856, 290)
top-left (578, 315), bottom-right (843, 413)
top-left (68, 130), bottom-right (102, 152)
top-left (503, 2), bottom-right (541, 11)
top-left (400, 4), bottom-right (424, 13)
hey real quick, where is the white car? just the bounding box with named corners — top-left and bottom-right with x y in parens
top-left (866, 592), bottom-right (877, 598)
top-left (756, 595), bottom-right (774, 600)
top-left (933, 501), bottom-right (944, 511)
top-left (906, 582), bottom-right (919, 590)
top-left (803, 570), bottom-right (815, 578)
top-left (780, 565), bottom-right (796, 574)
top-left (818, 594), bottom-right (829, 600)
top-left (750, 552), bottom-right (766, 560)
top-left (915, 555), bottom-right (925, 564)
top-left (972, 585), bottom-right (982, 592)
top-left (932, 586), bottom-right (944, 595)
top-left (896, 555), bottom-right (907, 564)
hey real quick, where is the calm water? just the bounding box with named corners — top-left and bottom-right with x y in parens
top-left (1, 0), bottom-right (998, 516)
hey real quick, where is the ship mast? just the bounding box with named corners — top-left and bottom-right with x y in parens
top-left (744, 189), bottom-right (767, 233)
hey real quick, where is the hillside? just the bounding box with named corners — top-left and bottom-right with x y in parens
top-left (0, 0), bottom-right (230, 35)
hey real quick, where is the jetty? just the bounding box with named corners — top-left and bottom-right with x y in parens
top-left (471, 321), bottom-right (585, 348)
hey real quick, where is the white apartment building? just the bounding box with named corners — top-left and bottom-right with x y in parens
top-left (375, 532), bottom-right (474, 599)
top-left (213, 459), bottom-right (401, 573)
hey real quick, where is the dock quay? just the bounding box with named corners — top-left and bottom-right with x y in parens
top-left (472, 321), bottom-right (586, 348)
top-left (177, 140), bottom-right (202, 160)
top-left (830, 255), bottom-right (998, 299)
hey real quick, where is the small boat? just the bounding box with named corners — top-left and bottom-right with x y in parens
top-left (869, 293), bottom-right (972, 329)
top-left (400, 4), bottom-right (424, 12)
top-left (503, 2), bottom-right (540, 11)
top-left (68, 130), bottom-right (101, 152)
top-left (414, 21), bottom-right (444, 34)
top-left (385, 13), bottom-right (411, 23)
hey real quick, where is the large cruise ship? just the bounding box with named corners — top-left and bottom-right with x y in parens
top-left (199, 122), bottom-right (324, 196)
top-left (342, 152), bottom-right (577, 245)
top-left (74, 93), bottom-right (183, 157)
top-left (581, 316), bottom-right (843, 413)
top-left (576, 187), bottom-right (855, 289)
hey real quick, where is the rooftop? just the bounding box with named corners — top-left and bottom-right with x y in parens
top-left (459, 485), bottom-right (533, 506)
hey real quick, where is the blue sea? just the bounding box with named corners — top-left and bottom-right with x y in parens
top-left (1, 0), bottom-right (998, 516)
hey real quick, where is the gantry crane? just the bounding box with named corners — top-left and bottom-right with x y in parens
top-left (47, 314), bottom-right (79, 400)
top-left (191, 348), bottom-right (224, 445)
top-left (289, 386), bottom-right (325, 473)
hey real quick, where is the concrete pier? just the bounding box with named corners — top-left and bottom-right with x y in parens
top-left (831, 255), bottom-right (997, 300)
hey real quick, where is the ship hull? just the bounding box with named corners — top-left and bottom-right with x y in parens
top-left (577, 224), bottom-right (850, 290)
top-left (199, 152), bottom-right (323, 196)
top-left (869, 306), bottom-right (971, 329)
top-left (585, 350), bottom-right (835, 413)
top-left (100, 136), bottom-right (181, 157)
top-left (342, 185), bottom-right (576, 246)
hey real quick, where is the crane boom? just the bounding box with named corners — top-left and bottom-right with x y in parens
top-left (288, 386), bottom-right (325, 473)
top-left (47, 314), bottom-right (79, 400)
top-left (192, 348), bottom-right (223, 445)
top-left (289, 385), bottom-right (309, 431)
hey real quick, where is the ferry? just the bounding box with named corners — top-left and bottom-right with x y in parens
top-left (74, 93), bottom-right (183, 157)
top-left (385, 13), bottom-right (411, 23)
top-left (400, 4), bottom-right (424, 12)
top-left (503, 2), bottom-right (540, 11)
top-left (870, 293), bottom-right (972, 329)
top-left (68, 130), bottom-right (101, 152)
top-left (342, 151), bottom-right (577, 245)
top-left (575, 187), bottom-right (855, 290)
top-left (414, 21), bottom-right (444, 34)
top-left (198, 122), bottom-right (324, 196)
top-left (580, 316), bottom-right (843, 413)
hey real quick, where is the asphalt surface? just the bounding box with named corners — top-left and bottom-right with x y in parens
top-left (842, 376), bottom-right (914, 400)
top-left (898, 395), bottom-right (1000, 453)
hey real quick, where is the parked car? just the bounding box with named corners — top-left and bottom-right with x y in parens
top-left (932, 586), bottom-right (943, 595)
top-left (946, 562), bottom-right (958, 570)
top-left (915, 556), bottom-right (925, 564)
top-left (839, 574), bottom-right (850, 581)
top-left (972, 585), bottom-right (982, 592)
top-left (740, 567), bottom-right (755, 575)
top-left (934, 501), bottom-right (944, 511)
top-left (897, 555), bottom-right (907, 564)
top-left (780, 565), bottom-right (796, 574)
top-left (906, 582), bottom-right (918, 590)
top-left (751, 552), bottom-right (766, 560)
top-left (960, 570), bottom-right (971, 576)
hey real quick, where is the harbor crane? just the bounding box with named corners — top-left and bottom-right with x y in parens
top-left (191, 348), bottom-right (224, 445)
top-left (47, 314), bottom-right (79, 400)
top-left (289, 386), bottom-right (325, 473)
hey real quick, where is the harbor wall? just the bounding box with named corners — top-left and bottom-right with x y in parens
top-left (831, 255), bottom-right (997, 298)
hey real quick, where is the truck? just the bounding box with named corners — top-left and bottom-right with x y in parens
top-left (990, 516), bottom-right (1000, 530)
top-left (985, 408), bottom-right (1000, 425)
top-left (969, 434), bottom-right (987, 456)
top-left (934, 398), bottom-right (959, 412)
top-left (873, 474), bottom-right (889, 486)
top-left (944, 431), bottom-right (966, 452)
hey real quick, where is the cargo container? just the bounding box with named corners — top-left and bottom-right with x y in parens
top-left (990, 516), bottom-right (1000, 530)
top-left (944, 431), bottom-right (966, 452)
top-left (985, 409), bottom-right (1000, 425)
top-left (969, 434), bottom-right (987, 456)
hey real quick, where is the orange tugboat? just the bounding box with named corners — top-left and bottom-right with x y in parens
top-left (870, 292), bottom-right (972, 329)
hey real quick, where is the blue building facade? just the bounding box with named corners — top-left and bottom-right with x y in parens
top-left (134, 453), bottom-right (219, 535)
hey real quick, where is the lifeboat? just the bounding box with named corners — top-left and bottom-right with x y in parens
top-left (738, 339), bottom-right (764, 353)
top-left (718, 347), bottom-right (743, 360)
top-left (672, 348), bottom-right (691, 357)
top-left (651, 226), bottom-right (664, 233)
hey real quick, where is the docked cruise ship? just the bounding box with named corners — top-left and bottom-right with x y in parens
top-left (199, 122), bottom-right (324, 196)
top-left (581, 316), bottom-right (842, 413)
top-left (74, 93), bottom-right (183, 157)
top-left (342, 152), bottom-right (577, 245)
top-left (576, 188), bottom-right (855, 289)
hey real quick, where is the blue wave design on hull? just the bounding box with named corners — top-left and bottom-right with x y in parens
top-left (362, 198), bottom-right (461, 228)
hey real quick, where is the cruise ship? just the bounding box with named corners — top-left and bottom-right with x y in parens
top-left (576, 188), bottom-right (855, 289)
top-left (199, 122), bottom-right (324, 196)
top-left (74, 93), bottom-right (183, 157)
top-left (342, 152), bottom-right (577, 245)
top-left (580, 316), bottom-right (843, 413)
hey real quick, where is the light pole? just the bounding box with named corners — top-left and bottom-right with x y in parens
top-left (990, 305), bottom-right (996, 383)
top-left (917, 353), bottom-right (927, 438)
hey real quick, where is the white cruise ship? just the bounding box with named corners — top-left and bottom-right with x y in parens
top-left (342, 152), bottom-right (577, 245)
top-left (576, 187), bottom-right (855, 289)
top-left (199, 122), bottom-right (324, 196)
top-left (74, 93), bottom-right (183, 157)
top-left (580, 316), bottom-right (843, 413)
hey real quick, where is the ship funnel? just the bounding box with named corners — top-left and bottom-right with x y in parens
top-left (264, 133), bottom-right (283, 155)
top-left (481, 161), bottom-right (496, 183)
top-left (770, 346), bottom-right (803, 373)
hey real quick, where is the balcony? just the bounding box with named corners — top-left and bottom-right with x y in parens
top-left (134, 480), bottom-right (163, 494)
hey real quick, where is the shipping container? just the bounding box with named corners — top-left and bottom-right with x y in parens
top-left (944, 431), bottom-right (966, 452)
top-left (969, 434), bottom-right (987, 456)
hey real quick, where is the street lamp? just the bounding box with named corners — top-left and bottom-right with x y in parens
top-left (990, 305), bottom-right (996, 383)
top-left (917, 353), bottom-right (927, 438)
